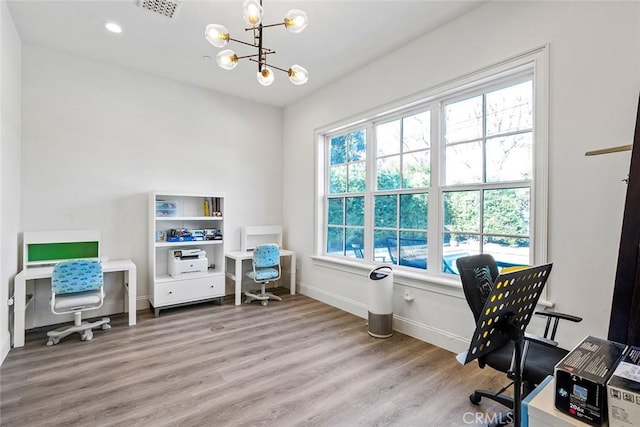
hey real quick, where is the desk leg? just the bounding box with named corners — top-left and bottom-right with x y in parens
top-left (235, 257), bottom-right (242, 306)
top-left (126, 266), bottom-right (137, 326)
top-left (290, 253), bottom-right (296, 295)
top-left (13, 273), bottom-right (26, 348)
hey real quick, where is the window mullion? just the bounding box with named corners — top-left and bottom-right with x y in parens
top-left (482, 94), bottom-right (488, 185)
top-left (399, 117), bottom-right (404, 190)
top-left (364, 122), bottom-right (375, 262)
top-left (324, 138), bottom-right (333, 255)
top-left (429, 104), bottom-right (441, 273)
top-left (480, 94), bottom-right (487, 254)
top-left (342, 197), bottom-right (347, 255)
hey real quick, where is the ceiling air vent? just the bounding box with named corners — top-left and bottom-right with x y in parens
top-left (137, 0), bottom-right (181, 19)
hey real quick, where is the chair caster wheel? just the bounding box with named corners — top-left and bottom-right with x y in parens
top-left (102, 324), bottom-right (111, 330)
top-left (81, 330), bottom-right (93, 341)
top-left (469, 393), bottom-right (481, 405)
top-left (46, 338), bottom-right (58, 346)
top-left (261, 300), bottom-right (268, 306)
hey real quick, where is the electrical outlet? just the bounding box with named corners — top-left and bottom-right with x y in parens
top-left (404, 289), bottom-right (414, 302)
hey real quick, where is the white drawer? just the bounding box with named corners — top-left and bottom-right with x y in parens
top-left (153, 274), bottom-right (224, 307)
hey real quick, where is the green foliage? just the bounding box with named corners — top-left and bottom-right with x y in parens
top-left (444, 191), bottom-right (480, 233)
top-left (327, 78), bottom-right (534, 260)
top-left (330, 130), bottom-right (366, 194)
top-left (327, 198), bottom-right (344, 225)
top-left (326, 226), bottom-right (343, 253)
top-left (400, 193), bottom-right (427, 229)
top-left (330, 130), bottom-right (366, 165)
top-left (374, 195), bottom-right (397, 228)
top-left (346, 197), bottom-right (364, 226)
top-left (483, 188), bottom-right (530, 246)
top-left (444, 188), bottom-right (530, 247)
top-left (329, 165), bottom-right (346, 194)
top-left (377, 157), bottom-right (401, 190)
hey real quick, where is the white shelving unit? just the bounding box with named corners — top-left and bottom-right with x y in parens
top-left (148, 191), bottom-right (225, 317)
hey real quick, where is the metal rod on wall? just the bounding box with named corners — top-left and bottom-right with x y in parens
top-left (585, 144), bottom-right (632, 156)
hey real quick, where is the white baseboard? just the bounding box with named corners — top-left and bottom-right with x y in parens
top-left (392, 314), bottom-right (468, 354)
top-left (298, 281), bottom-right (469, 354)
top-left (0, 331), bottom-right (10, 365)
top-left (298, 281), bottom-right (368, 319)
top-left (136, 296), bottom-right (150, 311)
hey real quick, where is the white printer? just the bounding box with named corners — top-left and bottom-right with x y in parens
top-left (167, 248), bottom-right (208, 277)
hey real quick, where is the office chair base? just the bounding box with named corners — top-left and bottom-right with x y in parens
top-left (46, 317), bottom-right (111, 346)
top-left (470, 390), bottom-right (513, 427)
top-left (244, 291), bottom-right (282, 306)
top-left (469, 389), bottom-right (514, 409)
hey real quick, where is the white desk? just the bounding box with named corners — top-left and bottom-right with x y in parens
top-left (225, 250), bottom-right (296, 305)
top-left (13, 259), bottom-right (137, 348)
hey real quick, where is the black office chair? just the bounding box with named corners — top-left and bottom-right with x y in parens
top-left (456, 255), bottom-right (582, 418)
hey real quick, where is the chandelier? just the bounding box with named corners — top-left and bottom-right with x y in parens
top-left (204, 0), bottom-right (309, 86)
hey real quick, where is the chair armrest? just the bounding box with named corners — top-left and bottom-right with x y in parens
top-left (535, 310), bottom-right (582, 323)
top-left (535, 310), bottom-right (582, 341)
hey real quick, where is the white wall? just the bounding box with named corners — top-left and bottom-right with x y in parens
top-left (0, 1), bottom-right (22, 362)
top-left (283, 1), bottom-right (640, 352)
top-left (21, 44), bottom-right (283, 318)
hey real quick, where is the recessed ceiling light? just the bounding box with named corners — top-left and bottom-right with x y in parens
top-left (105, 22), bottom-right (122, 34)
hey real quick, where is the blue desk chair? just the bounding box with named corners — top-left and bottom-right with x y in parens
top-left (244, 243), bottom-right (282, 306)
top-left (46, 259), bottom-right (111, 346)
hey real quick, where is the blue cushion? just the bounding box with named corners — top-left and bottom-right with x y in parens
top-left (252, 244), bottom-right (280, 268)
top-left (52, 260), bottom-right (103, 294)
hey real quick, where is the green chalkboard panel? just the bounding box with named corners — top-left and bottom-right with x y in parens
top-left (27, 241), bottom-right (99, 263)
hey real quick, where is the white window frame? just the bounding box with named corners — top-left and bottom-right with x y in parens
top-left (314, 45), bottom-right (549, 295)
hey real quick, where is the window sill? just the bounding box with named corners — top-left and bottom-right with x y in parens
top-left (309, 255), bottom-right (554, 307)
top-left (310, 255), bottom-right (465, 299)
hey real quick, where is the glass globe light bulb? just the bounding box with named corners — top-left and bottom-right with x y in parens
top-left (204, 24), bottom-right (229, 48)
top-left (216, 50), bottom-right (238, 70)
top-left (288, 65), bottom-right (309, 85)
top-left (242, 0), bottom-right (263, 26)
top-left (284, 9), bottom-right (308, 33)
top-left (257, 67), bottom-right (274, 86)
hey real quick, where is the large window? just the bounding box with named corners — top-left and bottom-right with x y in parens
top-left (322, 64), bottom-right (544, 276)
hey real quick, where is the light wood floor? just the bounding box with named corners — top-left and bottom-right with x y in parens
top-left (1, 292), bottom-right (508, 426)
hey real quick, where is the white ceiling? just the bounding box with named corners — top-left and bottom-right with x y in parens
top-left (6, 0), bottom-right (485, 108)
